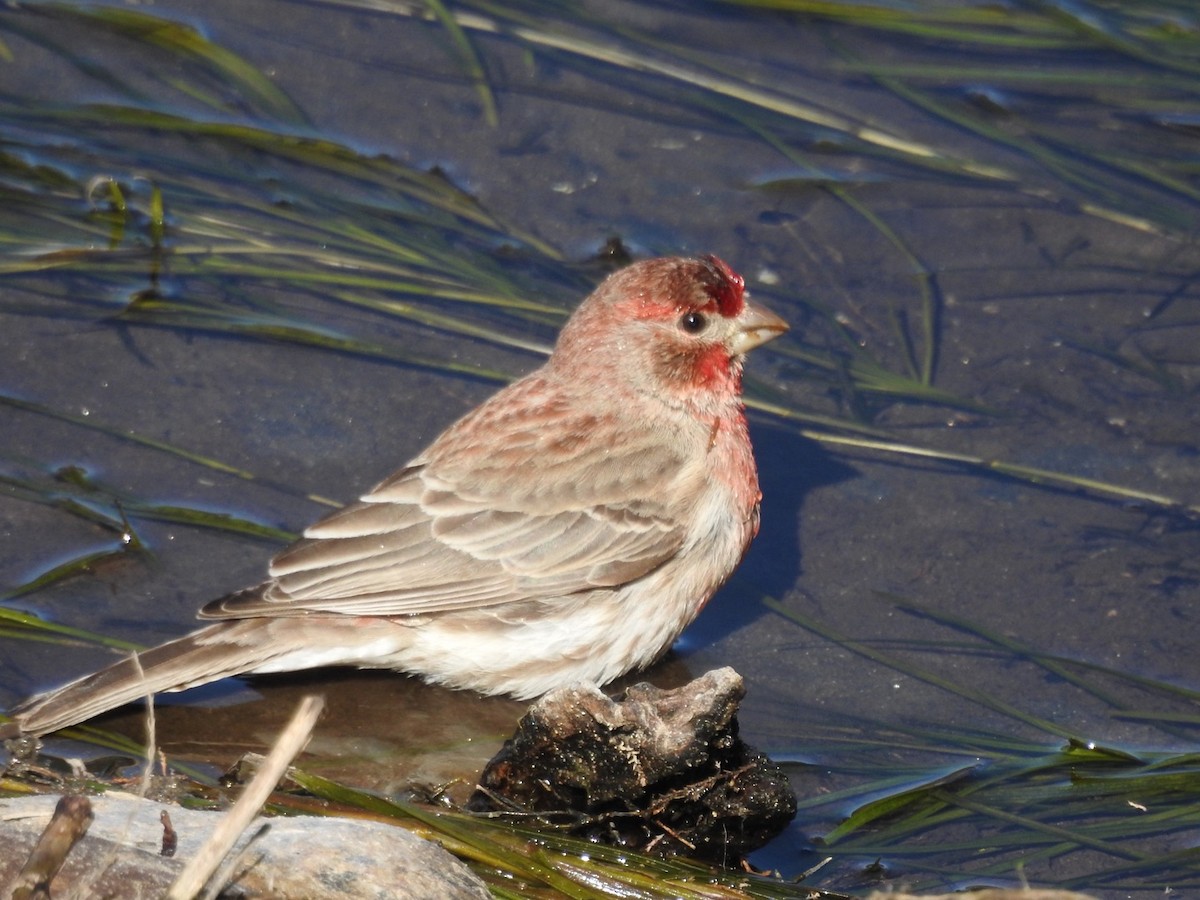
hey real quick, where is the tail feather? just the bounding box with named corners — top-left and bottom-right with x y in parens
top-left (9, 621), bottom-right (281, 737)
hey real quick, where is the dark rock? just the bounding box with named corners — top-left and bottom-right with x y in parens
top-left (468, 667), bottom-right (796, 862)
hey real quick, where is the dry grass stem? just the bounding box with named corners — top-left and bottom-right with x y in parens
top-left (166, 694), bottom-right (325, 900)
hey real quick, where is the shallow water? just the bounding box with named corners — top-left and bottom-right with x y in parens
top-left (2, 1), bottom-right (1198, 894)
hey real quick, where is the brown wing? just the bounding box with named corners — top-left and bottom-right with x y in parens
top-left (202, 375), bottom-right (690, 620)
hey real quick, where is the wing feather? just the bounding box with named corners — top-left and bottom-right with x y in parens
top-left (201, 374), bottom-right (696, 622)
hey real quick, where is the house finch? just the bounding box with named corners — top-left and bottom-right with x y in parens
top-left (8, 255), bottom-right (787, 737)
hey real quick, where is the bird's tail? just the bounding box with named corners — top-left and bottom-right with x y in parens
top-left (6, 620), bottom-right (289, 738)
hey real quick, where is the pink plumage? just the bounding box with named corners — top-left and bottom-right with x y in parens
top-left (9, 255), bottom-right (787, 736)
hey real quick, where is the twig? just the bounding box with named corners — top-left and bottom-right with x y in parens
top-left (166, 694), bottom-right (325, 900)
top-left (10, 795), bottom-right (94, 900)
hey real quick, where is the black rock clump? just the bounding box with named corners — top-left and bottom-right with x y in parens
top-left (468, 667), bottom-right (796, 863)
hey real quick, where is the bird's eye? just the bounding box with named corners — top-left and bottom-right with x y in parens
top-left (679, 311), bottom-right (708, 334)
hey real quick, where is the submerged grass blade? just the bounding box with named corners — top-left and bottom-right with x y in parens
top-left (112, 294), bottom-right (517, 383)
top-left (712, 1), bottom-right (1071, 44)
top-left (940, 789), bottom-right (1149, 862)
top-left (7, 4), bottom-right (305, 123)
top-left (425, 0), bottom-right (499, 126)
top-left (2, 546), bottom-right (141, 605)
top-left (858, 60), bottom-right (1186, 235)
top-left (0, 454), bottom-right (295, 548)
top-left (0, 393), bottom-right (343, 509)
top-left (337, 0), bottom-right (1015, 181)
top-left (0, 607), bottom-right (143, 652)
top-left (815, 744), bottom-right (1200, 886)
top-left (0, 393), bottom-right (259, 483)
top-left (119, 503), bottom-right (296, 543)
top-left (892, 597), bottom-right (1200, 732)
top-left (35, 4), bottom-right (307, 123)
top-left (744, 119), bottom-right (941, 388)
top-left (762, 594), bottom-right (1083, 740)
top-left (822, 765), bottom-right (977, 844)
top-left (792, 430), bottom-right (1200, 517)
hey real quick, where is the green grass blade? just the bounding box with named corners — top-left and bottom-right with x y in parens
top-left (762, 595), bottom-right (1083, 740)
top-left (425, 0), bottom-right (499, 126)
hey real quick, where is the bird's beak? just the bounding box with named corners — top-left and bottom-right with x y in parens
top-left (728, 296), bottom-right (789, 355)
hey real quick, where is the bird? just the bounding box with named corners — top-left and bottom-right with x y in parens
top-left (6, 255), bottom-right (787, 737)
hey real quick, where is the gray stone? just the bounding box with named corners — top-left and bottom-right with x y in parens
top-left (0, 793), bottom-right (489, 899)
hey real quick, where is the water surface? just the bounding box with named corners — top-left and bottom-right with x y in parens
top-left (2, 1), bottom-right (1198, 894)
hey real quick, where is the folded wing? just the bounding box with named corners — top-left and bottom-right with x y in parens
top-left (202, 384), bottom-right (690, 620)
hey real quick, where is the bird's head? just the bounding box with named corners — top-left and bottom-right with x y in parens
top-left (552, 255), bottom-right (788, 411)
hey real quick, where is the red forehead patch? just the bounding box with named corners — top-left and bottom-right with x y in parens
top-left (702, 255), bottom-right (745, 318)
